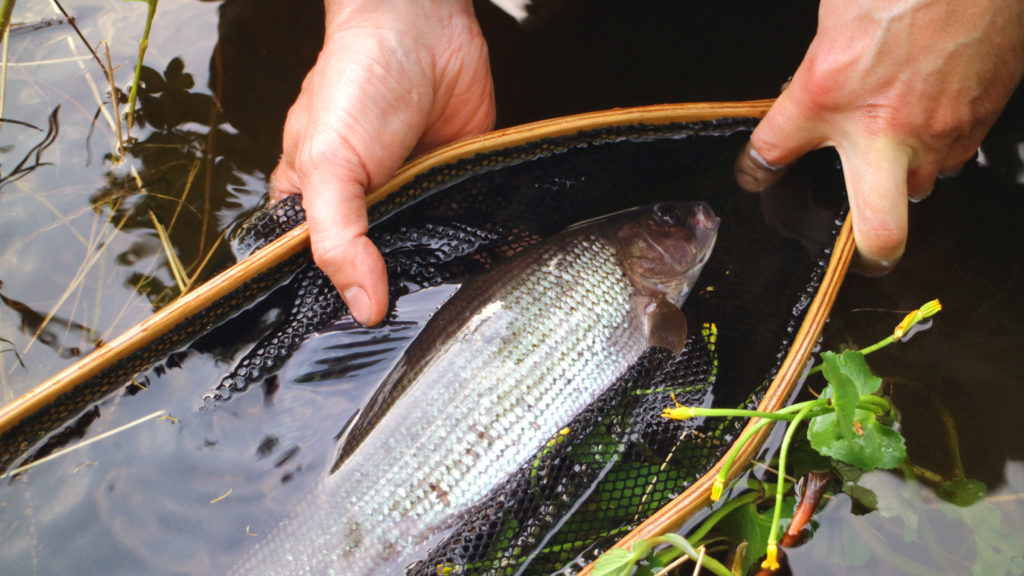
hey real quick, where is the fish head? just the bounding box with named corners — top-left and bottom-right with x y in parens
top-left (616, 202), bottom-right (719, 306)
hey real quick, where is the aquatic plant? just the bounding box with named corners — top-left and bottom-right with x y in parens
top-left (591, 299), bottom-right (1020, 575)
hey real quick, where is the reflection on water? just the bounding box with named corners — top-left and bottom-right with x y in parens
top-left (0, 0), bottom-right (1021, 574)
top-left (0, 276), bottom-right (453, 574)
top-left (0, 0), bottom-right (263, 401)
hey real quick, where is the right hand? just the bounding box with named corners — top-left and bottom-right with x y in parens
top-left (735, 0), bottom-right (1024, 275)
top-left (271, 0), bottom-right (495, 326)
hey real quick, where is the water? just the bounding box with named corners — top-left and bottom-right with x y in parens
top-left (0, 0), bottom-right (1021, 574)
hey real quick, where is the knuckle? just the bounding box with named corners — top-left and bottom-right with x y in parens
top-left (924, 109), bottom-right (974, 144)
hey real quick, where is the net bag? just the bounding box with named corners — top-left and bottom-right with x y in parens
top-left (0, 102), bottom-right (853, 574)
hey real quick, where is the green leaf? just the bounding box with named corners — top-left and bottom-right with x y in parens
top-left (808, 408), bottom-right (906, 470)
top-left (592, 539), bottom-right (658, 576)
top-left (716, 497), bottom-right (796, 575)
top-left (788, 435), bottom-right (834, 477)
top-left (718, 502), bottom-right (770, 575)
top-left (634, 556), bottom-right (668, 576)
top-left (809, 352), bottom-right (902, 470)
top-left (841, 482), bottom-right (879, 511)
top-left (938, 478), bottom-right (987, 507)
top-left (659, 533), bottom-right (698, 558)
top-left (820, 351), bottom-right (863, 441)
top-left (592, 547), bottom-right (637, 576)
top-left (836, 350), bottom-right (883, 395)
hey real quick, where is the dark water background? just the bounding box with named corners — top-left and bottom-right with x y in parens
top-left (0, 0), bottom-right (1020, 574)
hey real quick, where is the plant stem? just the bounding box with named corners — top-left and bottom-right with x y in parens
top-left (0, 0), bottom-right (10, 121)
top-left (651, 535), bottom-right (734, 576)
top-left (126, 0), bottom-right (158, 131)
top-left (763, 404), bottom-right (814, 571)
top-left (0, 0), bottom-right (16, 44)
top-left (857, 394), bottom-right (892, 415)
top-left (687, 407), bottom-right (802, 421)
top-left (688, 490), bottom-right (763, 543)
top-left (712, 418), bottom-right (774, 500)
top-left (809, 299), bottom-right (941, 375)
top-left (668, 397), bottom-right (828, 423)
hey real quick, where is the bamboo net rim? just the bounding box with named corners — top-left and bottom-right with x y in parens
top-left (0, 97), bottom-right (855, 572)
top-left (0, 99), bottom-right (776, 436)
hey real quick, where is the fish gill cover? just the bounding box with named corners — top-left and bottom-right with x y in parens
top-left (0, 118), bottom-right (844, 574)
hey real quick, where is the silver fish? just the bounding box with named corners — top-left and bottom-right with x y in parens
top-left (231, 202), bottom-right (719, 575)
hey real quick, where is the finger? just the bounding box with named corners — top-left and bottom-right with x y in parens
top-left (302, 171), bottom-right (390, 327)
top-left (270, 98), bottom-right (313, 203)
top-left (735, 89), bottom-right (826, 192)
top-left (906, 157), bottom-right (939, 203)
top-left (269, 165), bottom-right (295, 204)
top-left (839, 137), bottom-right (912, 276)
top-left (734, 140), bottom-right (794, 192)
top-left (937, 146), bottom-right (980, 178)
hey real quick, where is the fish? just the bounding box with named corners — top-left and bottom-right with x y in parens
top-left (230, 201), bottom-right (719, 575)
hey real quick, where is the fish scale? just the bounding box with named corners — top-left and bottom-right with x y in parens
top-left (231, 203), bottom-right (717, 575)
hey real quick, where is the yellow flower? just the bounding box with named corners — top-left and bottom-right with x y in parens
top-left (711, 476), bottom-right (724, 502)
top-left (761, 542), bottom-right (780, 571)
top-left (662, 392), bottom-right (696, 420)
top-left (893, 299), bottom-right (942, 340)
top-left (661, 405), bottom-right (696, 420)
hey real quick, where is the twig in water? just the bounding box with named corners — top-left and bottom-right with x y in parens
top-left (149, 210), bottom-right (188, 294)
top-left (22, 203), bottom-right (130, 356)
top-left (1, 410), bottom-right (169, 479)
top-left (48, 0), bottom-right (106, 74)
top-left (0, 336), bottom-right (26, 369)
top-left (210, 488), bottom-right (232, 504)
top-left (0, 106), bottom-right (60, 190)
top-left (0, 117), bottom-right (42, 130)
top-left (100, 42), bottom-right (125, 158)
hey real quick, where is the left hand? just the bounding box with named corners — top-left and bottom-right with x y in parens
top-left (735, 0), bottom-right (1024, 274)
top-left (270, 0), bottom-right (495, 326)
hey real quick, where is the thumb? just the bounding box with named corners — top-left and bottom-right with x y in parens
top-left (838, 137), bottom-right (911, 276)
top-left (735, 91), bottom-right (825, 192)
top-left (301, 169), bottom-right (390, 327)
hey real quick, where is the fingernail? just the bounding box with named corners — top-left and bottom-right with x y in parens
top-left (852, 253), bottom-right (899, 277)
top-left (908, 188), bottom-right (932, 204)
top-left (748, 146), bottom-right (788, 172)
top-left (735, 142), bottom-right (792, 193)
top-left (343, 285), bottom-right (372, 325)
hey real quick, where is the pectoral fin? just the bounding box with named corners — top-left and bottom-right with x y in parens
top-left (644, 296), bottom-right (688, 355)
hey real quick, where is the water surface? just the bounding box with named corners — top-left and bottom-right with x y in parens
top-left (0, 1), bottom-right (1020, 574)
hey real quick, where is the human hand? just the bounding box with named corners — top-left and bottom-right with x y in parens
top-left (736, 0), bottom-right (1024, 274)
top-left (271, 0), bottom-right (495, 325)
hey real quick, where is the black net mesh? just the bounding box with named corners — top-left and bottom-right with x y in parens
top-left (0, 117), bottom-right (845, 574)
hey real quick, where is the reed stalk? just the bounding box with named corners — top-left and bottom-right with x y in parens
top-left (0, 0), bottom-right (15, 45)
top-left (0, 0), bottom-right (13, 121)
top-left (125, 0), bottom-right (158, 131)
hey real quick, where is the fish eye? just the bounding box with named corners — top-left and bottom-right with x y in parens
top-left (653, 204), bottom-right (684, 226)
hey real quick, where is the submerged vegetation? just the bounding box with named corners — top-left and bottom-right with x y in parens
top-left (595, 300), bottom-right (1024, 575)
